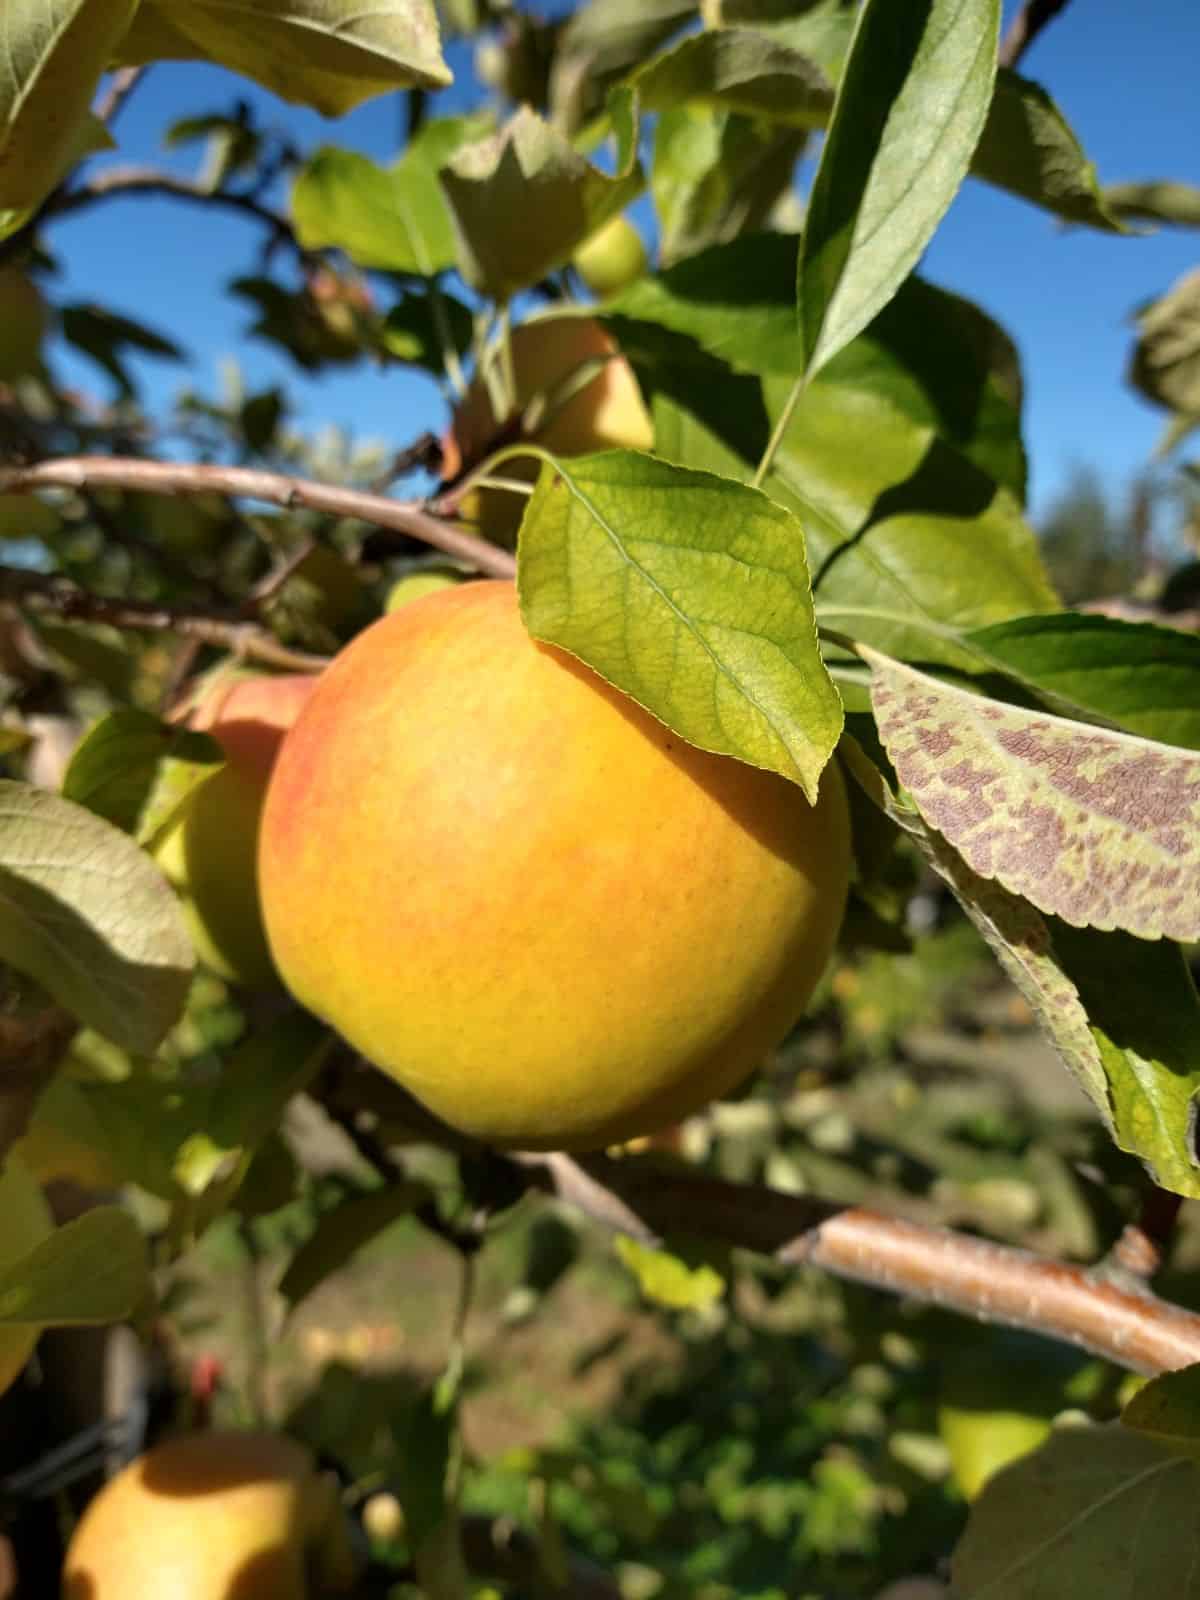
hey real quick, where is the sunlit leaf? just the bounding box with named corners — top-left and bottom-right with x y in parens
top-left (1106, 180), bottom-right (1200, 229)
top-left (615, 1236), bottom-right (725, 1311)
top-left (0, 781), bottom-right (192, 1053)
top-left (518, 450), bottom-right (843, 800)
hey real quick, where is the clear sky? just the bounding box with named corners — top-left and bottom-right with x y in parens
top-left (41, 0), bottom-right (1200, 526)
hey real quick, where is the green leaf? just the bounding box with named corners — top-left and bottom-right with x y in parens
top-left (279, 1181), bottom-right (431, 1311)
top-left (1052, 926), bottom-right (1200, 1199)
top-left (0, 0), bottom-right (136, 210)
top-left (968, 613), bottom-right (1200, 750)
top-left (550, 0), bottom-right (697, 131)
top-left (382, 290), bottom-right (474, 372)
top-left (971, 68), bottom-right (1126, 232)
top-left (116, 0), bottom-right (451, 113)
top-left (291, 117), bottom-right (489, 276)
top-left (0, 781), bottom-right (193, 1054)
top-left (1123, 1366), bottom-right (1200, 1461)
top-left (61, 708), bottom-right (223, 847)
top-left (0, 1207), bottom-right (148, 1327)
top-left (608, 232), bottom-right (1026, 497)
top-left (518, 450), bottom-right (843, 801)
top-left (60, 302), bottom-right (184, 398)
top-left (650, 105), bottom-right (807, 266)
top-left (706, 0), bottom-right (856, 76)
top-left (615, 1235), bottom-right (725, 1311)
top-left (863, 648), bottom-right (1200, 943)
top-left (797, 0), bottom-right (999, 379)
top-left (631, 27), bottom-right (833, 125)
top-left (952, 1424), bottom-right (1200, 1598)
top-left (1105, 180), bottom-right (1200, 229)
top-left (438, 100), bottom-right (644, 301)
top-left (1129, 268), bottom-right (1200, 419)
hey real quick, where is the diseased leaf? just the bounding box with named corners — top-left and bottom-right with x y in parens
top-left (863, 648), bottom-right (1200, 943)
top-left (116, 0), bottom-right (451, 113)
top-left (952, 1424), bottom-right (1200, 1598)
top-left (0, 1207), bottom-right (147, 1328)
top-left (615, 1236), bottom-right (725, 1311)
top-left (969, 613), bottom-right (1200, 751)
top-left (0, 781), bottom-right (192, 1054)
top-left (840, 736), bottom-right (1112, 1126)
top-left (971, 68), bottom-right (1126, 232)
top-left (1123, 1366), bottom-right (1200, 1461)
top-left (1130, 268), bottom-right (1200, 419)
top-left (61, 708), bottom-right (223, 847)
top-left (798, 0), bottom-right (999, 378)
top-left (0, 0), bottom-right (136, 211)
top-left (518, 450), bottom-right (843, 801)
top-left (1053, 925), bottom-right (1200, 1200)
top-left (631, 28), bottom-right (833, 125)
top-left (291, 118), bottom-right (489, 276)
top-left (280, 1182), bottom-right (431, 1311)
top-left (439, 101), bottom-right (643, 300)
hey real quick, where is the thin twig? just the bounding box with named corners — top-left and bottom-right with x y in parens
top-left (0, 564), bottom-right (328, 674)
top-left (48, 168), bottom-right (300, 253)
top-left (998, 0), bottom-right (1075, 69)
top-left (515, 1153), bottom-right (1200, 1376)
top-left (93, 68), bottom-right (145, 128)
top-left (0, 457), bottom-right (516, 579)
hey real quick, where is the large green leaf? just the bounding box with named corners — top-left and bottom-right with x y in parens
top-left (952, 1425), bottom-right (1200, 1598)
top-left (518, 450), bottom-right (843, 801)
top-left (0, 0), bottom-right (136, 210)
top-left (1053, 926), bottom-right (1200, 1199)
top-left (291, 117), bottom-right (489, 276)
top-left (864, 648), bottom-right (1200, 943)
top-left (439, 99), bottom-right (644, 300)
top-left (971, 68), bottom-right (1125, 232)
top-left (61, 708), bottom-right (223, 847)
top-left (607, 232), bottom-right (1026, 497)
top-left (968, 613), bottom-right (1200, 750)
top-left (797, 0), bottom-right (1000, 379)
top-left (0, 781), bottom-right (192, 1054)
top-left (116, 0), bottom-right (451, 113)
top-left (0, 1207), bottom-right (148, 1328)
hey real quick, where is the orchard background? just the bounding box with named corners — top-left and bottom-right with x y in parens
top-left (2, 0), bottom-right (1200, 1595)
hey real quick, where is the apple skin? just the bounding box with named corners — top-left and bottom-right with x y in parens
top-left (0, 267), bottom-right (46, 380)
top-left (259, 580), bottom-right (850, 1151)
top-left (61, 1430), bottom-right (355, 1599)
top-left (156, 673), bottom-right (319, 990)
top-left (441, 315), bottom-right (654, 547)
top-left (0, 1153), bottom-right (53, 1398)
top-left (573, 215), bottom-right (649, 298)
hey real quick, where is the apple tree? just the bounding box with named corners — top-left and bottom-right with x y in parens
top-left (2, 0), bottom-right (1200, 1594)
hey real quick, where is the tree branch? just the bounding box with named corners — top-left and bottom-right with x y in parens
top-left (516, 1153), bottom-right (1200, 1376)
top-left (0, 565), bottom-right (329, 674)
top-left (998, 0), bottom-right (1075, 69)
top-left (0, 457), bottom-right (516, 580)
top-left (46, 168), bottom-right (298, 248)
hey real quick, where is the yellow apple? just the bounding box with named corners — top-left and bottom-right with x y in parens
top-left (0, 266), bottom-right (47, 380)
top-left (573, 215), bottom-right (649, 297)
top-left (259, 580), bottom-right (850, 1151)
top-left (0, 1151), bottom-right (54, 1399)
top-left (61, 1430), bottom-right (356, 1598)
top-left (441, 314), bottom-right (654, 547)
top-left (156, 672), bottom-right (319, 989)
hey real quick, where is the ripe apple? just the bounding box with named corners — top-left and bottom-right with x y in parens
top-left (572, 215), bottom-right (649, 297)
top-left (441, 314), bottom-right (654, 546)
top-left (0, 1151), bottom-right (54, 1399)
top-left (61, 1430), bottom-right (356, 1598)
top-left (0, 266), bottom-right (47, 380)
top-left (156, 671), bottom-right (319, 990)
top-left (259, 580), bottom-right (850, 1151)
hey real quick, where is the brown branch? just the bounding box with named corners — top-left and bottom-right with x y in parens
top-left (47, 168), bottom-right (298, 252)
top-left (93, 68), bottom-right (145, 128)
top-left (0, 457), bottom-right (516, 580)
top-left (998, 0), bottom-right (1075, 69)
top-left (0, 564), bottom-right (329, 674)
top-left (517, 1153), bottom-right (1200, 1376)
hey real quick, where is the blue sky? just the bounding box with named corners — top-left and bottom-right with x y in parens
top-left (42, 0), bottom-right (1200, 526)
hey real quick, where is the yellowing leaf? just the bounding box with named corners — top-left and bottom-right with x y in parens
top-left (615, 1236), bottom-right (725, 1310)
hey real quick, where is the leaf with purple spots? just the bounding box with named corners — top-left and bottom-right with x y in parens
top-left (862, 649), bottom-right (1200, 943)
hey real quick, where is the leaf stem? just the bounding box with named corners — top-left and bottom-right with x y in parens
top-left (751, 373), bottom-right (806, 489)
